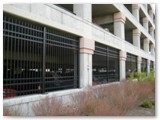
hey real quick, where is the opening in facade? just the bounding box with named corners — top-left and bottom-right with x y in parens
top-left (92, 42), bottom-right (119, 85)
top-left (3, 13), bottom-right (79, 98)
top-left (150, 61), bottom-right (154, 70)
top-left (126, 53), bottom-right (137, 78)
top-left (141, 58), bottom-right (147, 72)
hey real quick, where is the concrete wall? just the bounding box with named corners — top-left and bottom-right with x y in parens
top-left (4, 89), bottom-right (82, 116)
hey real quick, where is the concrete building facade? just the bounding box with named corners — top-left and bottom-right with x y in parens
top-left (3, 4), bottom-right (155, 115)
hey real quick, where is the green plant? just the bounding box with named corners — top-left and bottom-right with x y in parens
top-left (147, 69), bottom-right (155, 81)
top-left (140, 99), bottom-right (153, 108)
top-left (135, 72), bottom-right (148, 81)
top-left (136, 71), bottom-right (141, 81)
top-left (129, 69), bottom-right (136, 80)
top-left (135, 69), bottom-right (155, 81)
top-left (141, 72), bottom-right (147, 81)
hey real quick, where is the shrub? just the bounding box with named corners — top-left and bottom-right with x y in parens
top-left (136, 71), bottom-right (141, 81)
top-left (128, 70), bottom-right (150, 81)
top-left (140, 99), bottom-right (153, 108)
top-left (94, 98), bottom-right (124, 116)
top-left (103, 81), bottom-right (139, 115)
top-left (70, 89), bottom-right (97, 116)
top-left (141, 72), bottom-right (148, 81)
top-left (138, 72), bottom-right (147, 81)
top-left (70, 81), bottom-right (155, 116)
top-left (31, 81), bottom-right (155, 116)
top-left (135, 69), bottom-right (155, 81)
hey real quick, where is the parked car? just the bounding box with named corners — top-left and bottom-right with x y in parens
top-left (3, 88), bottom-right (16, 98)
top-left (45, 72), bottom-right (63, 90)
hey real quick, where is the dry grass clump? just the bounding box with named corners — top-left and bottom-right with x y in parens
top-left (69, 80), bottom-right (155, 116)
top-left (32, 96), bottom-right (63, 116)
top-left (70, 89), bottom-right (97, 116)
top-left (4, 80), bottom-right (154, 116)
top-left (3, 106), bottom-right (22, 116)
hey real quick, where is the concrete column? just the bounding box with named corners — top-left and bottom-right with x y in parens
top-left (153, 18), bottom-right (155, 25)
top-left (80, 37), bottom-right (95, 88)
top-left (119, 50), bottom-right (127, 81)
top-left (143, 38), bottom-right (149, 53)
top-left (149, 9), bottom-right (154, 20)
top-left (133, 29), bottom-right (141, 48)
top-left (153, 61), bottom-right (155, 76)
top-left (143, 17), bottom-right (148, 32)
top-left (114, 12), bottom-right (126, 40)
top-left (73, 4), bottom-right (92, 22)
top-left (147, 60), bottom-right (150, 75)
top-left (151, 44), bottom-right (155, 55)
top-left (137, 56), bottom-right (142, 72)
top-left (149, 27), bottom-right (154, 38)
top-left (146, 4), bottom-right (148, 11)
top-left (143, 4), bottom-right (148, 11)
top-left (132, 4), bottom-right (140, 21)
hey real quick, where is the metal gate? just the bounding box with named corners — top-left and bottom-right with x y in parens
top-left (3, 13), bottom-right (79, 98)
top-left (150, 61), bottom-right (154, 70)
top-left (126, 53), bottom-right (137, 78)
top-left (141, 58), bottom-right (147, 72)
top-left (92, 42), bottom-right (119, 85)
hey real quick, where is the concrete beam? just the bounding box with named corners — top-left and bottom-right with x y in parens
top-left (93, 14), bottom-right (113, 25)
top-left (73, 4), bottom-right (92, 22)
